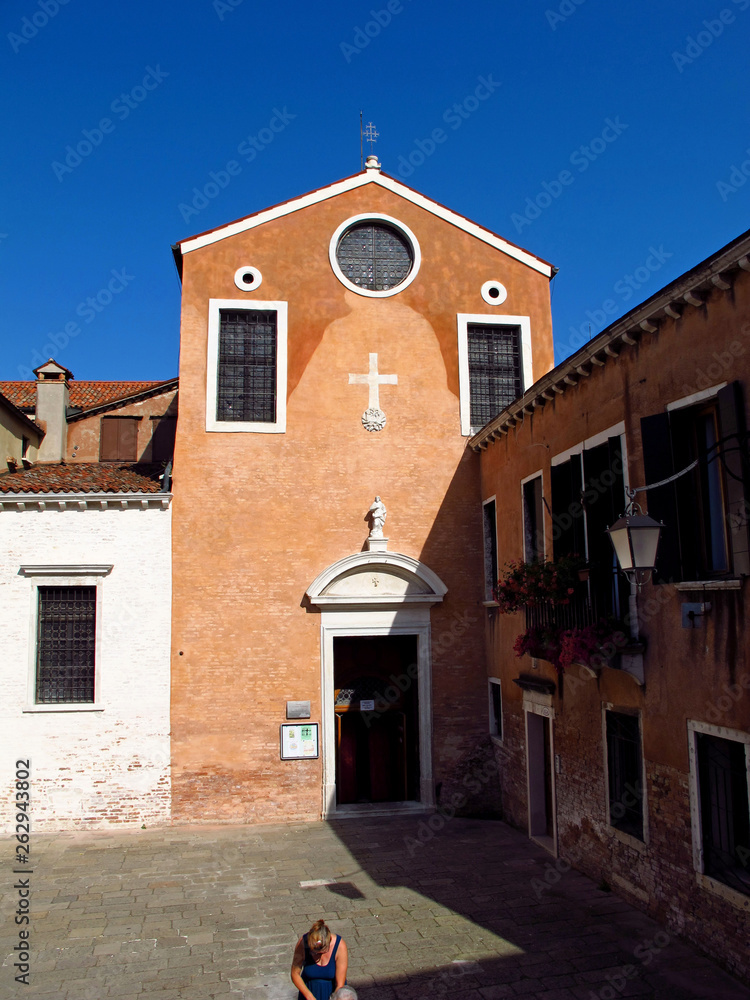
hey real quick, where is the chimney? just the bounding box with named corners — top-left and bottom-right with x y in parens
top-left (34, 359), bottom-right (72, 463)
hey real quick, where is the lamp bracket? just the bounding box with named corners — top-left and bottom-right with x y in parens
top-left (681, 602), bottom-right (712, 629)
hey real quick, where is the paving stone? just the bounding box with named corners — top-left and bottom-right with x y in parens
top-left (15, 817), bottom-right (750, 1000)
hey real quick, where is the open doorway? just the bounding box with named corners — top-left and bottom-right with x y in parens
top-left (526, 709), bottom-right (556, 850)
top-left (333, 635), bottom-right (419, 805)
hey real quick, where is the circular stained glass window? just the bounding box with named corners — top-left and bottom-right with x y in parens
top-left (331, 216), bottom-right (420, 296)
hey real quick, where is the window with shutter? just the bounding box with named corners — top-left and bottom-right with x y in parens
top-left (523, 475), bottom-right (544, 563)
top-left (100, 417), bottom-right (139, 461)
top-left (149, 416), bottom-right (177, 461)
top-left (482, 498), bottom-right (498, 601)
top-left (551, 435), bottom-right (627, 619)
top-left (641, 381), bottom-right (749, 581)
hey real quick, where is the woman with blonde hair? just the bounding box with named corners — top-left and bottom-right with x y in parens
top-left (291, 919), bottom-right (348, 1000)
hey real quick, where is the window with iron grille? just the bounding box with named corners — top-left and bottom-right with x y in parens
top-left (697, 732), bottom-right (750, 895)
top-left (36, 586), bottom-right (96, 704)
top-left (216, 310), bottom-right (277, 423)
top-left (336, 222), bottom-right (413, 292)
top-left (606, 710), bottom-right (644, 840)
top-left (467, 324), bottom-right (521, 427)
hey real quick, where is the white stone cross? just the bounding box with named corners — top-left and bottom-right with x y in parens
top-left (349, 353), bottom-right (398, 432)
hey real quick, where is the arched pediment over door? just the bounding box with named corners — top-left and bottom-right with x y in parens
top-left (306, 551), bottom-right (447, 817)
top-left (306, 551), bottom-right (447, 610)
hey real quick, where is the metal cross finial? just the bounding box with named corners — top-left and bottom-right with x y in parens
top-left (364, 122), bottom-right (379, 153)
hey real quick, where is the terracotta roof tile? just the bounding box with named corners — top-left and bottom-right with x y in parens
top-left (0, 380), bottom-right (175, 411)
top-left (0, 462), bottom-right (167, 494)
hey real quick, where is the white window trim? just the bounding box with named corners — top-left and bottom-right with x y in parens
top-left (482, 495), bottom-right (498, 605)
top-left (687, 719), bottom-right (750, 908)
top-left (24, 567), bottom-right (110, 712)
top-left (328, 214), bottom-right (421, 298)
top-left (206, 299), bottom-right (288, 433)
top-left (521, 470), bottom-right (545, 562)
top-left (488, 677), bottom-right (503, 743)
top-left (666, 383), bottom-right (727, 412)
top-left (551, 421), bottom-right (626, 467)
top-left (601, 705), bottom-right (649, 849)
top-left (457, 314), bottom-right (533, 436)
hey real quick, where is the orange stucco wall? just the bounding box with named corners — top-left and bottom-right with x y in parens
top-left (170, 178), bottom-right (554, 823)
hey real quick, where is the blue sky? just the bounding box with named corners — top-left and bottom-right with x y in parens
top-left (1, 0), bottom-right (749, 381)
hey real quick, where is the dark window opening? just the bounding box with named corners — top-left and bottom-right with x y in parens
top-left (489, 680), bottom-right (502, 739)
top-left (641, 382), bottom-right (750, 582)
top-left (550, 437), bottom-right (627, 619)
top-left (149, 416), bottom-right (177, 462)
top-left (697, 733), bottom-right (750, 895)
top-left (468, 324), bottom-right (522, 427)
top-left (36, 586), bottom-right (96, 704)
top-left (523, 476), bottom-right (544, 563)
top-left (217, 309), bottom-right (277, 423)
top-left (483, 499), bottom-right (498, 601)
top-left (606, 711), bottom-right (644, 840)
top-left (336, 222), bottom-right (413, 292)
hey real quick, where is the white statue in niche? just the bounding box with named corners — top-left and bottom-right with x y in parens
top-left (368, 496), bottom-right (387, 538)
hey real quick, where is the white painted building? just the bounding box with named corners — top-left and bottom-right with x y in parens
top-left (0, 495), bottom-right (172, 830)
top-left (0, 361), bottom-right (175, 830)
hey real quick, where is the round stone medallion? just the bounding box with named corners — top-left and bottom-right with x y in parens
top-left (362, 408), bottom-right (386, 432)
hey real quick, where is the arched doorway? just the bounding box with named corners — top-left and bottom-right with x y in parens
top-left (306, 551), bottom-right (447, 817)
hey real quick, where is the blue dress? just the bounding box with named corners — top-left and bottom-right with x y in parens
top-left (299, 933), bottom-right (341, 1000)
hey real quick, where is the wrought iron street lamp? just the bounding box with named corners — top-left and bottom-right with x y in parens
top-left (606, 495), bottom-right (663, 589)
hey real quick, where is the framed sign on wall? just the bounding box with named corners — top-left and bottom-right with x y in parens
top-left (280, 723), bottom-right (319, 760)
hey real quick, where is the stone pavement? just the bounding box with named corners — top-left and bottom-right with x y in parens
top-left (2, 815), bottom-right (749, 1000)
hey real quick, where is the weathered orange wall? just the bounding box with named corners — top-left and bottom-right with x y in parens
top-left (171, 180), bottom-right (554, 823)
top-left (480, 267), bottom-right (750, 982)
top-left (66, 390), bottom-right (178, 461)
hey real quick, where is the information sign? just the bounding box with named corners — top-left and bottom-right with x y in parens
top-left (280, 722), bottom-right (319, 760)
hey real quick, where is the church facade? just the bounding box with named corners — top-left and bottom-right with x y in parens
top-left (169, 156), bottom-right (556, 823)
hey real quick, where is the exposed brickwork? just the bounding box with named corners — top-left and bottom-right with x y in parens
top-left (0, 504), bottom-right (172, 831)
top-left (481, 263), bottom-right (750, 984)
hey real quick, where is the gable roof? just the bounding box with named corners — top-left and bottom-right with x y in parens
top-left (172, 163), bottom-right (556, 279)
top-left (0, 462), bottom-right (167, 494)
top-left (0, 389), bottom-right (42, 436)
top-left (0, 378), bottom-right (177, 414)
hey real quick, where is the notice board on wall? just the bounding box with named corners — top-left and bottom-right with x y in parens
top-left (280, 723), bottom-right (319, 760)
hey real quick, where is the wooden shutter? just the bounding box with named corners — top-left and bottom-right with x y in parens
top-left (583, 438), bottom-right (628, 618)
top-left (550, 456), bottom-right (585, 561)
top-left (640, 412), bottom-right (681, 583)
top-left (150, 417), bottom-right (177, 461)
top-left (100, 417), bottom-right (138, 461)
top-left (717, 381), bottom-right (750, 577)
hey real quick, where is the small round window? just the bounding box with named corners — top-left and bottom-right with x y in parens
top-left (330, 214), bottom-right (420, 297)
